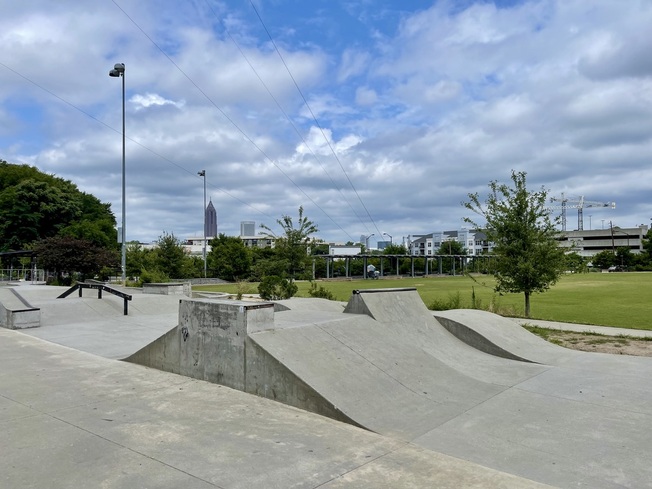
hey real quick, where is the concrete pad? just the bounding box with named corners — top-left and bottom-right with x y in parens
top-left (11, 284), bottom-right (180, 359)
top-left (7, 284), bottom-right (652, 488)
top-left (0, 329), bottom-right (549, 489)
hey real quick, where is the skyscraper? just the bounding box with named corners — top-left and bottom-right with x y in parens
top-left (240, 221), bottom-right (256, 236)
top-left (205, 200), bottom-right (217, 238)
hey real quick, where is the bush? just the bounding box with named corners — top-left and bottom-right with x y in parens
top-left (428, 291), bottom-right (462, 311)
top-left (258, 276), bottom-right (298, 300)
top-left (136, 269), bottom-right (169, 287)
top-left (308, 281), bottom-right (335, 300)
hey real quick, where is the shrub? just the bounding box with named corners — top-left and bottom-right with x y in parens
top-left (258, 275), bottom-right (298, 300)
top-left (428, 291), bottom-right (462, 311)
top-left (308, 281), bottom-right (335, 300)
top-left (137, 269), bottom-right (169, 286)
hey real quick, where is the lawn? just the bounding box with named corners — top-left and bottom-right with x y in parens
top-left (193, 272), bottom-right (652, 331)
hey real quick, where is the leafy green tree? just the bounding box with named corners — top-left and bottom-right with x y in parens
top-left (261, 206), bottom-right (318, 279)
top-left (564, 252), bottom-right (588, 273)
top-left (436, 240), bottom-right (466, 255)
top-left (0, 179), bottom-right (81, 250)
top-left (33, 236), bottom-right (118, 284)
top-left (0, 161), bottom-right (116, 251)
top-left (152, 232), bottom-right (187, 280)
top-left (642, 229), bottom-right (652, 262)
top-left (463, 170), bottom-right (566, 318)
top-left (207, 234), bottom-right (252, 281)
top-left (590, 250), bottom-right (616, 269)
top-left (615, 247), bottom-right (633, 269)
top-left (435, 240), bottom-right (467, 275)
top-left (383, 243), bottom-right (407, 255)
top-left (126, 242), bottom-right (153, 279)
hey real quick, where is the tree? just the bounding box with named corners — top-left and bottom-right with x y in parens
top-left (260, 206), bottom-right (319, 279)
top-left (152, 232), bottom-right (187, 280)
top-left (436, 239), bottom-right (466, 256)
top-left (0, 179), bottom-right (81, 250)
top-left (564, 252), bottom-right (589, 273)
top-left (33, 236), bottom-right (118, 284)
top-left (591, 250), bottom-right (616, 269)
top-left (463, 170), bottom-right (566, 317)
top-left (0, 161), bottom-right (116, 251)
top-left (383, 243), bottom-right (407, 255)
top-left (207, 234), bottom-right (252, 281)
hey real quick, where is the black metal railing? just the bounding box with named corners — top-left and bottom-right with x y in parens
top-left (57, 282), bottom-right (132, 315)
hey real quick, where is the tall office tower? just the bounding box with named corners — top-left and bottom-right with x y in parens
top-left (241, 221), bottom-right (256, 236)
top-left (205, 200), bottom-right (217, 238)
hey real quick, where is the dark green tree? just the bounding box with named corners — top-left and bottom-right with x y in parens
top-left (207, 234), bottom-right (252, 281)
top-left (260, 206), bottom-right (318, 279)
top-left (33, 236), bottom-right (118, 284)
top-left (0, 161), bottom-right (116, 251)
top-left (463, 170), bottom-right (566, 317)
top-left (0, 179), bottom-right (81, 250)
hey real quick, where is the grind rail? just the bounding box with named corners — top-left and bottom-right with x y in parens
top-left (57, 281), bottom-right (132, 315)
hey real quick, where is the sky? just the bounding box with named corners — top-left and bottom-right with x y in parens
top-left (1, 0), bottom-right (651, 247)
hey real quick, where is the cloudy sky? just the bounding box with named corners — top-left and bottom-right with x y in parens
top-left (2, 0), bottom-right (651, 246)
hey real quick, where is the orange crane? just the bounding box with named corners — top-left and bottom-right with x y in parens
top-left (549, 193), bottom-right (616, 231)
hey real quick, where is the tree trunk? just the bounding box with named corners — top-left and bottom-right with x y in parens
top-left (524, 291), bottom-right (531, 318)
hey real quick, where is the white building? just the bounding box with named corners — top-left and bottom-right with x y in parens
top-left (409, 229), bottom-right (491, 256)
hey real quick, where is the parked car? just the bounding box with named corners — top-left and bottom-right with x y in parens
top-left (607, 265), bottom-right (626, 272)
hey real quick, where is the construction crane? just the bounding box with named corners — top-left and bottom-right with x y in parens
top-left (549, 193), bottom-right (616, 231)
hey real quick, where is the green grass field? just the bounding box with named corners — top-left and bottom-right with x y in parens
top-left (194, 272), bottom-right (652, 330)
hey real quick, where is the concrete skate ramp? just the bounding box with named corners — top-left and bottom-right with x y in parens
top-left (434, 308), bottom-right (652, 373)
top-left (257, 290), bottom-right (652, 488)
top-left (128, 289), bottom-right (652, 488)
top-left (14, 285), bottom-right (180, 359)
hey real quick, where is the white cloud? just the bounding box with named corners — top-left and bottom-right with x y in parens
top-left (131, 93), bottom-right (185, 110)
top-left (2, 0), bottom-right (652, 243)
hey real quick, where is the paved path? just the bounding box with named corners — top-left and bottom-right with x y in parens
top-left (512, 318), bottom-right (652, 338)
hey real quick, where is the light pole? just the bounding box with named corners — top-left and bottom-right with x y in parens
top-left (383, 232), bottom-right (393, 244)
top-left (198, 170), bottom-right (207, 278)
top-left (363, 233), bottom-right (374, 250)
top-left (109, 63), bottom-right (126, 285)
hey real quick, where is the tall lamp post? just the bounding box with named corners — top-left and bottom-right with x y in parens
top-left (109, 63), bottom-right (126, 285)
top-left (198, 170), bottom-right (207, 278)
top-left (363, 233), bottom-right (374, 250)
top-left (382, 232), bottom-right (393, 244)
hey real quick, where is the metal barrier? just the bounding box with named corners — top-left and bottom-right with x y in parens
top-left (0, 269), bottom-right (46, 283)
top-left (57, 282), bottom-right (132, 315)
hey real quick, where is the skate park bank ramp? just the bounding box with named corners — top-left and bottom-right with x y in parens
top-left (127, 288), bottom-right (652, 488)
top-left (7, 284), bottom-right (181, 359)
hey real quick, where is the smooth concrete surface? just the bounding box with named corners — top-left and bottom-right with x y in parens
top-left (127, 298), bottom-right (362, 426)
top-left (0, 286), bottom-right (40, 329)
top-left (0, 329), bottom-right (551, 489)
top-left (143, 282), bottom-right (191, 295)
top-left (265, 291), bottom-right (652, 488)
top-left (4, 284), bottom-right (652, 488)
top-left (7, 284), bottom-right (180, 359)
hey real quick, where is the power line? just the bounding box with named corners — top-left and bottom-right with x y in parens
top-left (203, 0), bottom-right (370, 236)
top-left (0, 60), bottom-right (273, 222)
top-left (110, 0), bottom-right (355, 241)
top-left (248, 0), bottom-right (383, 240)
